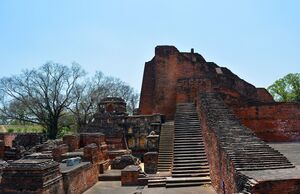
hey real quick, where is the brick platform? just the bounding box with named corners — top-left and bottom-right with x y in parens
top-left (1, 159), bottom-right (63, 194)
top-left (60, 162), bottom-right (98, 194)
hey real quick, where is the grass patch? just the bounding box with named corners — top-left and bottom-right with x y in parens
top-left (0, 125), bottom-right (44, 133)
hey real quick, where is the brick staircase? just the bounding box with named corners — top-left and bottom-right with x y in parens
top-left (167, 103), bottom-right (211, 187)
top-left (157, 122), bottom-right (174, 172)
top-left (148, 122), bottom-right (174, 187)
top-left (199, 92), bottom-right (294, 171)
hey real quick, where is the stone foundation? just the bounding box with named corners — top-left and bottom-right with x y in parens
top-left (80, 133), bottom-right (105, 147)
top-left (121, 165), bottom-right (141, 186)
top-left (144, 152), bottom-right (158, 174)
top-left (52, 144), bottom-right (69, 162)
top-left (60, 162), bottom-right (98, 194)
top-left (63, 134), bottom-right (80, 152)
top-left (1, 159), bottom-right (64, 194)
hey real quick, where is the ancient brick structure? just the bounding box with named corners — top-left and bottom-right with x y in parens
top-left (0, 133), bottom-right (45, 148)
top-left (139, 46), bottom-right (273, 120)
top-left (137, 46), bottom-right (300, 192)
top-left (233, 103), bottom-right (300, 142)
top-left (81, 97), bottom-right (127, 149)
top-left (1, 159), bottom-right (64, 194)
top-left (60, 162), bottom-right (98, 194)
top-left (144, 152), bottom-right (158, 174)
top-left (52, 144), bottom-right (69, 162)
top-left (81, 97), bottom-right (163, 157)
top-left (63, 134), bottom-right (80, 152)
top-left (196, 93), bottom-right (298, 193)
top-left (121, 165), bottom-right (141, 186)
top-left (0, 133), bottom-right (46, 160)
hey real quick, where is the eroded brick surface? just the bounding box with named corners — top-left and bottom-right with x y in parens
top-left (233, 103), bottom-right (300, 142)
top-left (139, 46), bottom-right (273, 120)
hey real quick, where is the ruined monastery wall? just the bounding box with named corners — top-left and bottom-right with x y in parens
top-left (139, 46), bottom-right (273, 120)
top-left (233, 103), bottom-right (300, 142)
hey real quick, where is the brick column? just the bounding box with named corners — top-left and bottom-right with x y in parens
top-left (121, 165), bottom-right (141, 186)
top-left (144, 152), bottom-right (158, 174)
top-left (63, 134), bottom-right (80, 152)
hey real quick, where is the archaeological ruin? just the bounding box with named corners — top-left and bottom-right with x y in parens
top-left (0, 45), bottom-right (300, 193)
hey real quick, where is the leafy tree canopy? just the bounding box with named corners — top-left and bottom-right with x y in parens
top-left (268, 73), bottom-right (300, 102)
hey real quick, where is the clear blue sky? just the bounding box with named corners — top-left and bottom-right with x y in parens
top-left (0, 0), bottom-right (299, 92)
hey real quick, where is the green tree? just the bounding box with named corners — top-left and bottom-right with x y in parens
top-left (268, 73), bottom-right (300, 102)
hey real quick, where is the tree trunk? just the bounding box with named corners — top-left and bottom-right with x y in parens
top-left (48, 119), bottom-right (59, 139)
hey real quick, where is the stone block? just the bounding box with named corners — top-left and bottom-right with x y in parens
top-left (52, 144), bottom-right (69, 162)
top-left (121, 165), bottom-right (141, 186)
top-left (60, 162), bottom-right (98, 194)
top-left (1, 159), bottom-right (64, 194)
top-left (83, 143), bottom-right (100, 164)
top-left (63, 134), bottom-right (80, 152)
top-left (111, 154), bottom-right (140, 170)
top-left (0, 140), bottom-right (4, 159)
top-left (66, 157), bottom-right (81, 166)
top-left (144, 152), bottom-right (158, 174)
top-left (80, 133), bottom-right (105, 147)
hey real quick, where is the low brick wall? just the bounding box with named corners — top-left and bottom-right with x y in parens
top-left (60, 162), bottom-right (98, 194)
top-left (144, 152), bottom-right (158, 174)
top-left (63, 134), bottom-right (80, 152)
top-left (80, 133), bottom-right (105, 147)
top-left (252, 179), bottom-right (300, 193)
top-left (0, 140), bottom-right (4, 158)
top-left (52, 144), bottom-right (69, 162)
top-left (0, 133), bottom-right (17, 147)
top-left (121, 165), bottom-right (141, 186)
top-left (233, 103), bottom-right (300, 142)
top-left (1, 159), bottom-right (64, 194)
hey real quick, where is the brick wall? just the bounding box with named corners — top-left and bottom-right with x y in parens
top-left (63, 134), bottom-right (80, 152)
top-left (139, 46), bottom-right (274, 120)
top-left (61, 162), bottom-right (98, 194)
top-left (233, 103), bottom-right (300, 142)
top-left (0, 133), bottom-right (17, 147)
top-left (196, 97), bottom-right (237, 193)
top-left (52, 144), bottom-right (69, 162)
top-left (196, 92), bottom-right (295, 193)
top-left (251, 179), bottom-right (300, 193)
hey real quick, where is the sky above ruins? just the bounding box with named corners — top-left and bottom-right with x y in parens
top-left (0, 0), bottom-right (299, 92)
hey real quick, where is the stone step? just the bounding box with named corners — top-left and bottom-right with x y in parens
top-left (174, 140), bottom-right (203, 143)
top-left (158, 154), bottom-right (173, 156)
top-left (148, 179), bottom-right (166, 187)
top-left (166, 177), bottom-right (211, 188)
top-left (174, 147), bottom-right (205, 151)
top-left (173, 159), bottom-right (208, 164)
top-left (172, 172), bottom-right (210, 177)
top-left (174, 152), bottom-right (206, 156)
top-left (158, 158), bottom-right (172, 162)
top-left (172, 169), bottom-right (210, 174)
top-left (173, 162), bottom-right (209, 167)
top-left (174, 141), bottom-right (204, 145)
top-left (173, 150), bottom-right (206, 156)
top-left (173, 166), bottom-right (210, 171)
top-left (174, 145), bottom-right (205, 148)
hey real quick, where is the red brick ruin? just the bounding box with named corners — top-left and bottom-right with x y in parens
top-left (0, 45), bottom-right (299, 194)
top-left (140, 46), bottom-right (300, 141)
top-left (139, 46), bottom-right (300, 193)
